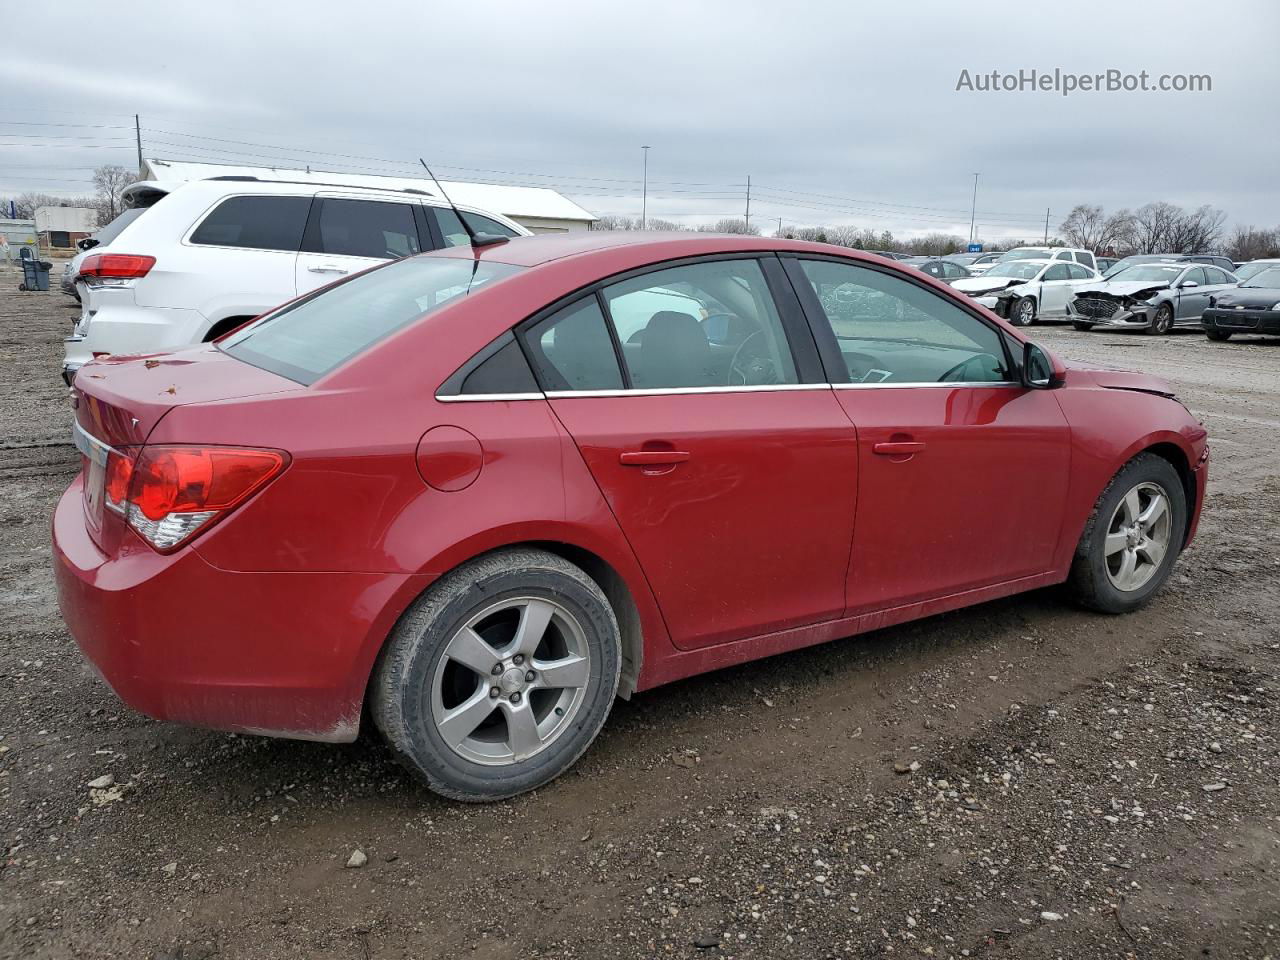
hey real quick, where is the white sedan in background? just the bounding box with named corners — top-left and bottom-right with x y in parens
top-left (950, 259), bottom-right (1103, 326)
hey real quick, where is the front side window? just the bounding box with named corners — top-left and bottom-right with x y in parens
top-left (190, 195), bottom-right (311, 251)
top-left (601, 259), bottom-right (799, 389)
top-left (433, 208), bottom-right (520, 247)
top-left (796, 259), bottom-right (1010, 385)
top-left (222, 257), bottom-right (523, 384)
top-left (312, 199), bottom-right (421, 259)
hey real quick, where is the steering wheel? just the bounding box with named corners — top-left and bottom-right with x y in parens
top-left (728, 330), bottom-right (777, 386)
top-left (939, 353), bottom-right (1002, 383)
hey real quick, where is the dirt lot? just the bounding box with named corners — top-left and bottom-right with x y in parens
top-left (1, 272), bottom-right (1277, 960)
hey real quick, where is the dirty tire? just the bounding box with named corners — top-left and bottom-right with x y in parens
top-left (1148, 303), bottom-right (1175, 335)
top-left (1068, 453), bottom-right (1187, 614)
top-left (1012, 297), bottom-right (1036, 326)
top-left (371, 548), bottom-right (621, 802)
top-left (1072, 321), bottom-right (1094, 332)
top-left (1206, 330), bottom-right (1232, 342)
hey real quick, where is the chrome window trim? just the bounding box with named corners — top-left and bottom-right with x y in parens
top-left (72, 420), bottom-right (112, 467)
top-left (545, 383), bottom-right (831, 399)
top-left (434, 381), bottom-right (1025, 401)
top-left (833, 380), bottom-right (1020, 390)
top-left (435, 392), bottom-right (544, 403)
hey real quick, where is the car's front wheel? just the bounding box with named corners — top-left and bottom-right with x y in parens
top-left (1011, 297), bottom-right (1037, 326)
top-left (371, 548), bottom-right (621, 802)
top-left (1072, 320), bottom-right (1094, 332)
top-left (1148, 303), bottom-right (1175, 335)
top-left (1206, 330), bottom-right (1232, 342)
top-left (1068, 453), bottom-right (1186, 614)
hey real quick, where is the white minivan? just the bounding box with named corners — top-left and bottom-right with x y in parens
top-left (63, 177), bottom-right (529, 383)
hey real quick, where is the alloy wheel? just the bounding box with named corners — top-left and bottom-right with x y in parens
top-left (1104, 481), bottom-right (1173, 592)
top-left (430, 598), bottom-right (592, 766)
top-left (1016, 299), bottom-right (1035, 325)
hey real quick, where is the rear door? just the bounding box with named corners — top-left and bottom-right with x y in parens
top-left (521, 255), bottom-right (858, 650)
top-left (295, 195), bottom-right (426, 295)
top-left (785, 255), bottom-right (1071, 613)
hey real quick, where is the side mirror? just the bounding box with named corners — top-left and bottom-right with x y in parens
top-left (1180, 280), bottom-right (1199, 288)
top-left (1022, 341), bottom-right (1063, 390)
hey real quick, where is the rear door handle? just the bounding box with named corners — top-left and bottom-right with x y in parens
top-left (872, 441), bottom-right (925, 456)
top-left (619, 450), bottom-right (691, 466)
top-left (307, 265), bottom-right (349, 275)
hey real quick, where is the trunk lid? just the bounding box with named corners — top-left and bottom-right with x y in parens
top-left (71, 345), bottom-right (303, 551)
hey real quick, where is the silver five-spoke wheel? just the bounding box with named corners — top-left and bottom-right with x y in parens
top-left (1103, 481), bottom-right (1172, 592)
top-left (431, 597), bottom-right (591, 766)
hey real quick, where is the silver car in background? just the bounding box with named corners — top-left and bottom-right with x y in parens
top-left (1069, 262), bottom-right (1238, 334)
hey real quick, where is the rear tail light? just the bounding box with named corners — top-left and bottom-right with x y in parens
top-left (79, 253), bottom-right (156, 286)
top-left (109, 445), bottom-right (288, 551)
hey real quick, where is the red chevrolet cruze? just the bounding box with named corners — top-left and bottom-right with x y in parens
top-left (54, 233), bottom-right (1208, 801)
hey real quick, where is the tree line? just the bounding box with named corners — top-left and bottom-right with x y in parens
top-left (1, 165), bottom-right (138, 227)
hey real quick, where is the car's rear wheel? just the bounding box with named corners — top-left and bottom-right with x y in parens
top-left (1072, 320), bottom-right (1094, 332)
top-left (1206, 330), bottom-right (1232, 342)
top-left (1148, 303), bottom-right (1175, 335)
top-left (1068, 453), bottom-right (1186, 614)
top-left (371, 548), bottom-right (621, 802)
top-left (1011, 297), bottom-right (1037, 326)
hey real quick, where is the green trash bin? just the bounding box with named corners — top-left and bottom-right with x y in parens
top-left (18, 258), bottom-right (51, 292)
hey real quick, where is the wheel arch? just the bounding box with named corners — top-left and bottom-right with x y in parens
top-left (1141, 440), bottom-right (1197, 546)
top-left (201, 314), bottom-right (257, 342)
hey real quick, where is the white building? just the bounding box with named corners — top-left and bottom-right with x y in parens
top-left (34, 206), bottom-right (98, 247)
top-left (140, 159), bottom-right (597, 234)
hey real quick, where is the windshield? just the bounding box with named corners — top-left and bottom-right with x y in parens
top-left (222, 256), bottom-right (525, 384)
top-left (1107, 264), bottom-right (1183, 282)
top-left (1235, 261), bottom-right (1280, 283)
top-left (1242, 267), bottom-right (1280, 288)
top-left (981, 262), bottom-right (1043, 280)
top-left (996, 248), bottom-right (1050, 262)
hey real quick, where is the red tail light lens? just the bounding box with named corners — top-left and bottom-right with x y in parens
top-left (103, 449), bottom-right (133, 515)
top-left (79, 253), bottom-right (156, 280)
top-left (115, 445), bottom-right (287, 551)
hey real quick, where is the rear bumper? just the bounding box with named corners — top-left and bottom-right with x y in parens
top-left (52, 476), bottom-right (422, 742)
top-left (63, 302), bottom-right (209, 377)
top-left (1202, 308), bottom-right (1280, 335)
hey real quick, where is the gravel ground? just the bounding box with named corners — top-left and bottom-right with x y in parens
top-left (1, 272), bottom-right (1277, 960)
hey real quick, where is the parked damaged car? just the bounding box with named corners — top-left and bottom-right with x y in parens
top-left (1201, 267), bottom-right (1280, 341)
top-left (950, 259), bottom-right (1102, 326)
top-left (1068, 262), bottom-right (1238, 335)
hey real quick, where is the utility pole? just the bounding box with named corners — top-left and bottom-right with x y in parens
top-left (744, 175), bottom-right (751, 232)
top-left (968, 172), bottom-right (980, 245)
top-left (1044, 207), bottom-right (1050, 244)
top-left (777, 216), bottom-right (783, 238)
top-left (135, 114), bottom-right (143, 177)
top-left (640, 145), bottom-right (650, 230)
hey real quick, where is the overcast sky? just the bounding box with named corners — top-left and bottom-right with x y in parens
top-left (4, 0), bottom-right (1277, 241)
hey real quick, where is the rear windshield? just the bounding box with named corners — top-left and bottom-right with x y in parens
top-left (222, 256), bottom-right (525, 384)
top-left (90, 206), bottom-right (148, 247)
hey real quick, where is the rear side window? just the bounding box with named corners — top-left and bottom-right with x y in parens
top-left (1066, 263), bottom-right (1090, 280)
top-left (311, 198), bottom-right (422, 259)
top-left (222, 257), bottom-right (524, 384)
top-left (432, 207), bottom-right (520, 247)
top-left (524, 298), bottom-right (623, 391)
top-left (190, 195), bottom-right (311, 251)
top-left (1044, 263), bottom-right (1072, 281)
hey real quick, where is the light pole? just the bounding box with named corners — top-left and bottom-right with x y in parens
top-left (641, 146), bottom-right (650, 230)
top-left (968, 172), bottom-right (980, 246)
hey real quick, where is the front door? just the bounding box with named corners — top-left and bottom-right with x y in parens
top-left (294, 195), bottom-right (425, 295)
top-left (521, 257), bottom-right (858, 650)
top-left (1037, 261), bottom-right (1076, 316)
top-left (785, 256), bottom-right (1071, 613)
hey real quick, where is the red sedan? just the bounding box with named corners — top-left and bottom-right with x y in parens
top-left (53, 233), bottom-right (1208, 801)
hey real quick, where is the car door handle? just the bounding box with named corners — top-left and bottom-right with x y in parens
top-left (619, 450), bottom-right (691, 466)
top-left (307, 265), bottom-right (349, 275)
top-left (873, 441), bottom-right (926, 456)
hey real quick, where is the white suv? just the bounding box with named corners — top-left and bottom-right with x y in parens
top-left (63, 177), bottom-right (530, 383)
top-left (993, 246), bottom-right (1098, 271)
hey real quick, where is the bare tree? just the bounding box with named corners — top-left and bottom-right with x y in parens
top-left (697, 218), bottom-right (760, 235)
top-left (92, 165), bottom-right (137, 222)
top-left (1225, 225), bottom-right (1280, 262)
top-left (1060, 204), bottom-right (1135, 253)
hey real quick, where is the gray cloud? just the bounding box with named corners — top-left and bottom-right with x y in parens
top-left (5, 0), bottom-right (1277, 240)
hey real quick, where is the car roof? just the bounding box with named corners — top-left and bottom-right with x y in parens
top-left (419, 231), bottom-right (912, 270)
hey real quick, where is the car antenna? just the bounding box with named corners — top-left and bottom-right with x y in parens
top-left (418, 159), bottom-right (509, 250)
